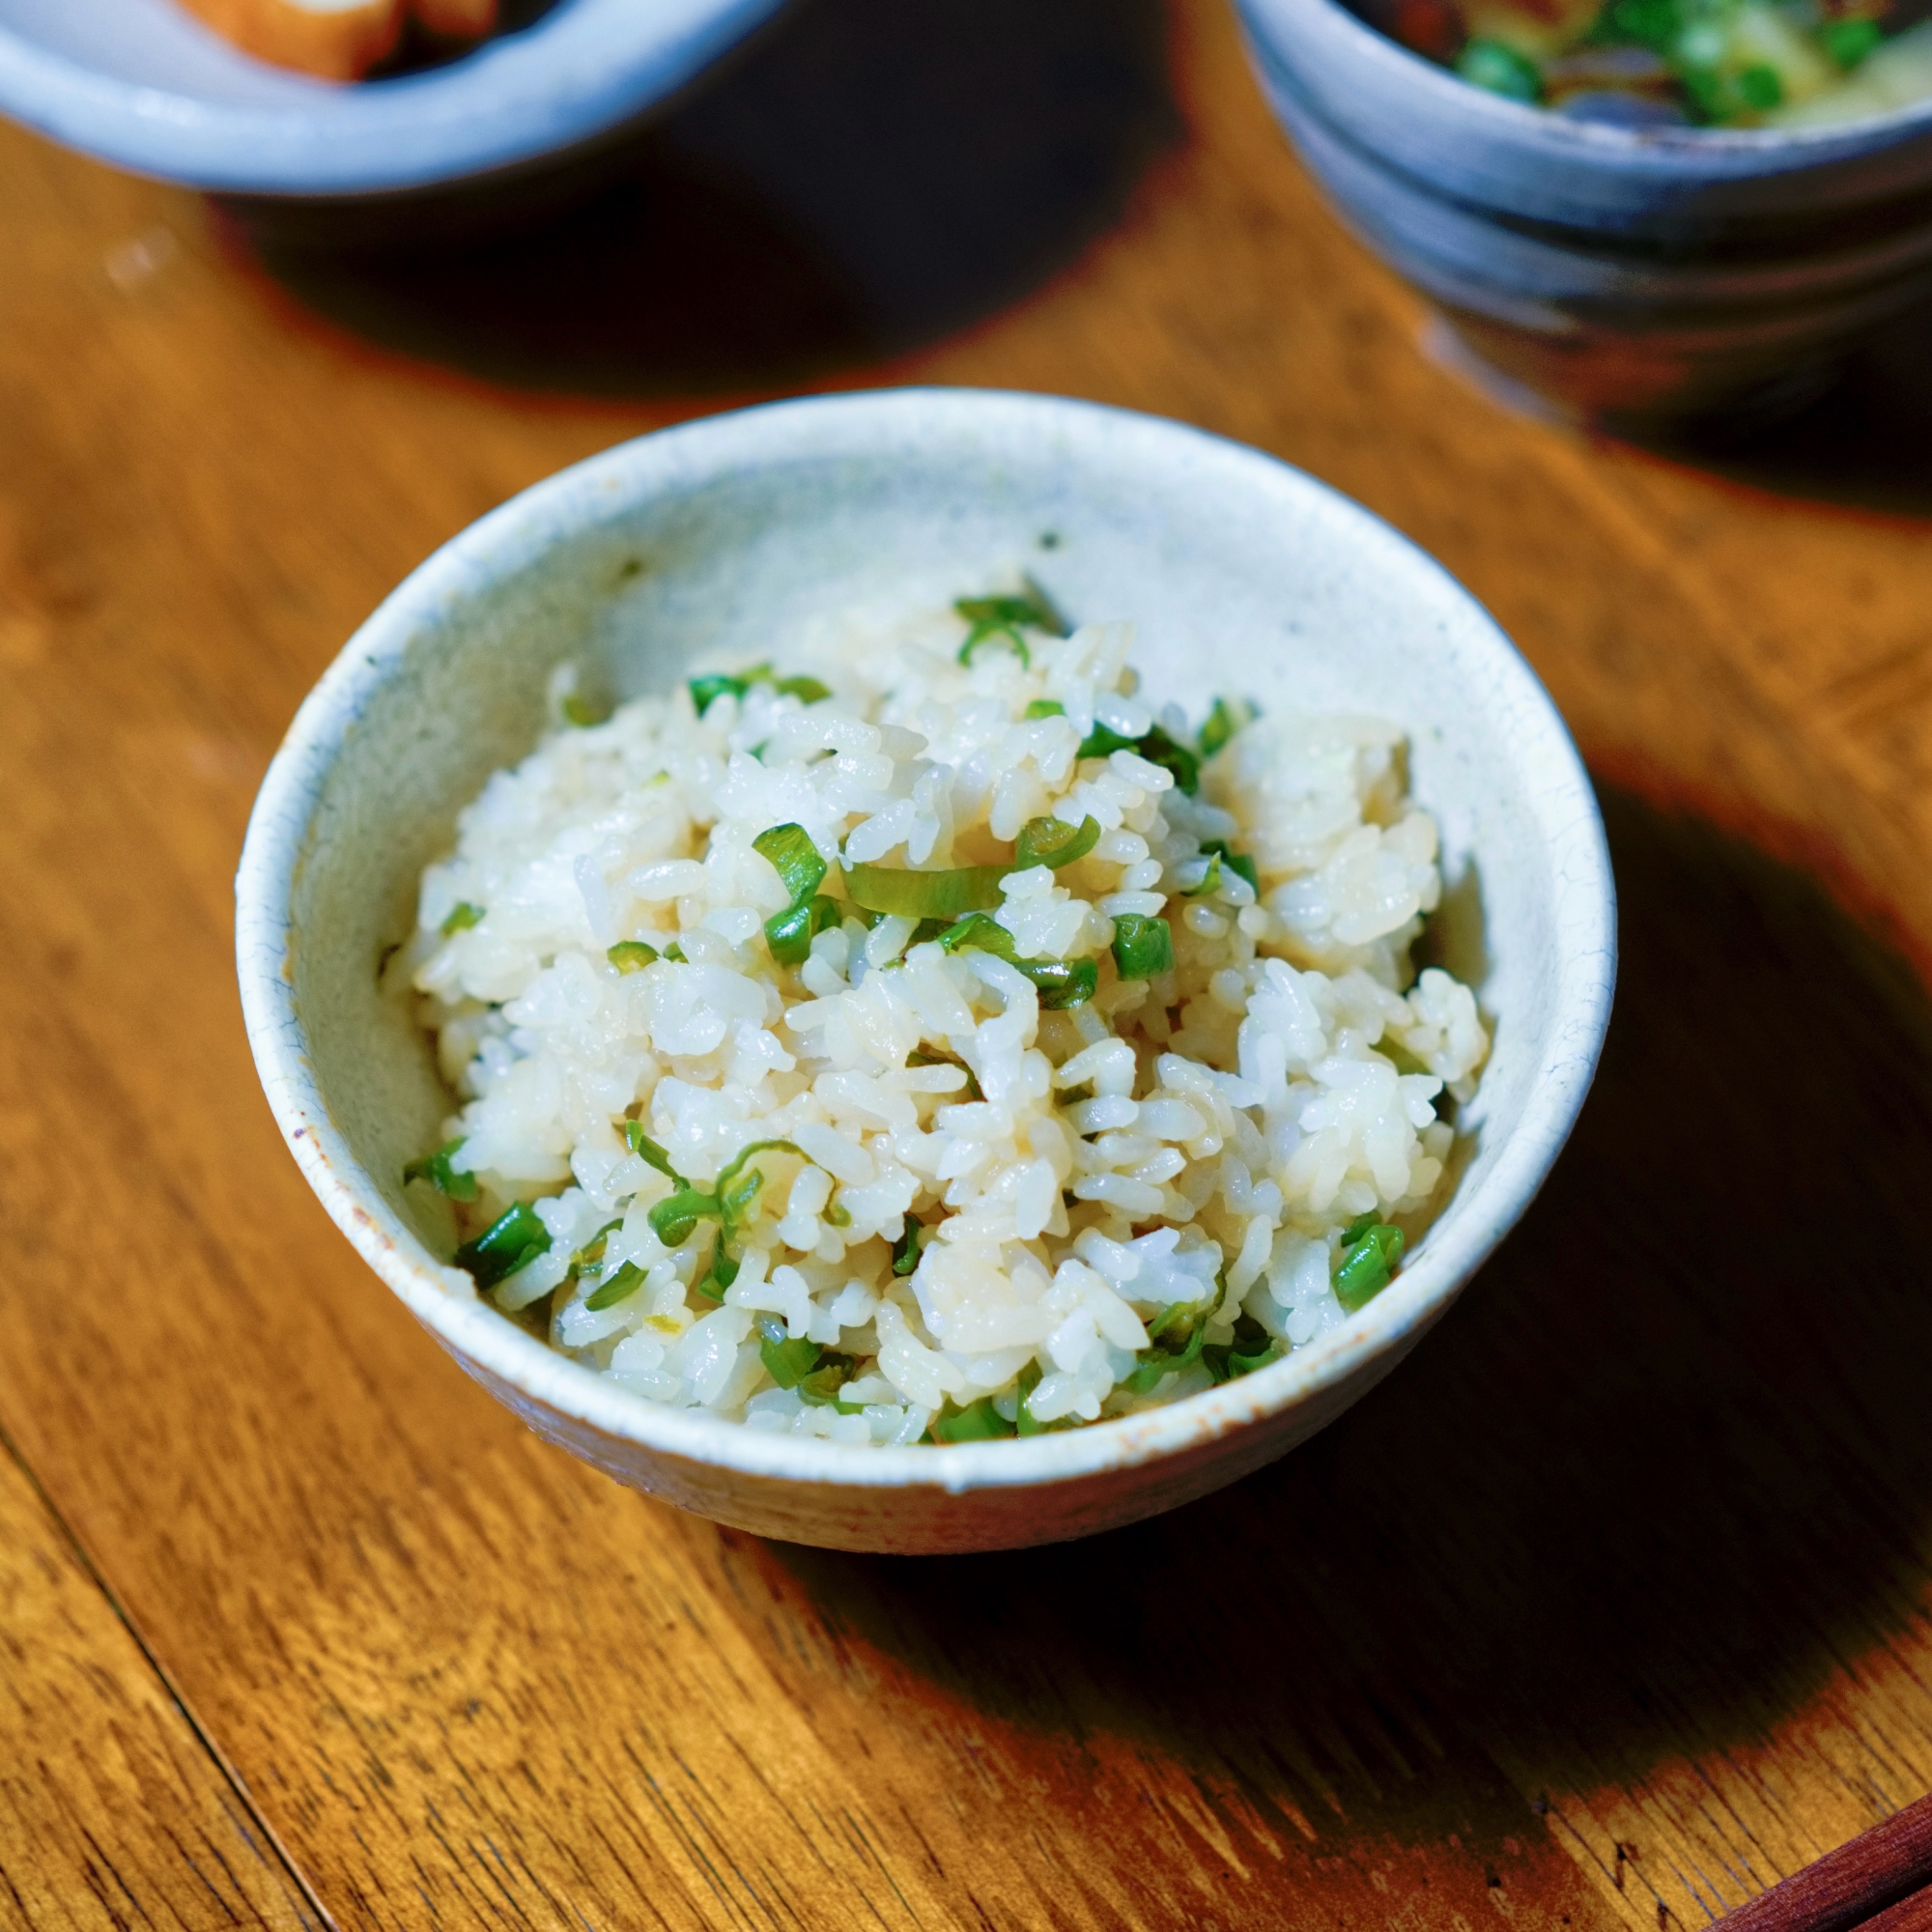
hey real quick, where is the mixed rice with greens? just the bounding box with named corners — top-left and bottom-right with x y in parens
top-left (396, 589), bottom-right (1488, 1446)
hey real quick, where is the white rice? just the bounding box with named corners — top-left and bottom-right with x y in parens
top-left (397, 598), bottom-right (1487, 1445)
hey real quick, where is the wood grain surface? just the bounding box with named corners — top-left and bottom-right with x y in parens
top-left (4, 0), bottom-right (1932, 1926)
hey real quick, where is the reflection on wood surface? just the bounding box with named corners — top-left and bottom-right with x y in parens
top-left (2, 0), bottom-right (1931, 1923)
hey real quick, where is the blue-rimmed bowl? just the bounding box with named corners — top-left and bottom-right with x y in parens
top-left (235, 387), bottom-right (1615, 1554)
top-left (1237, 0), bottom-right (1932, 426)
top-left (0, 0), bottom-right (785, 197)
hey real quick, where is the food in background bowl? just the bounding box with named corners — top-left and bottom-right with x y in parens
top-left (177, 0), bottom-right (501, 79)
top-left (395, 591), bottom-right (1488, 1447)
top-left (1375, 0), bottom-right (1932, 125)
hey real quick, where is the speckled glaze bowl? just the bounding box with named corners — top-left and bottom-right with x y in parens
top-left (1237, 0), bottom-right (1932, 427)
top-left (235, 387), bottom-right (1615, 1554)
top-left (0, 0), bottom-right (786, 198)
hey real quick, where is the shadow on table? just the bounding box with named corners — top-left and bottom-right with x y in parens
top-left (226, 0), bottom-right (1179, 396)
top-left (766, 786), bottom-right (1932, 1851)
top-left (1634, 303), bottom-right (1932, 519)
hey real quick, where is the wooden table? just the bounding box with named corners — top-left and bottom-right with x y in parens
top-left (6, 1), bottom-right (1932, 1924)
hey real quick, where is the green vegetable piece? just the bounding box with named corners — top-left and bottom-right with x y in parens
top-left (843, 861), bottom-right (1008, 919)
top-left (440, 901), bottom-right (484, 936)
top-left (827, 1202), bottom-right (853, 1229)
top-left (720, 1162), bottom-right (764, 1229)
top-left (689, 672), bottom-right (752, 714)
top-left (1077, 722), bottom-right (1199, 794)
top-left (1200, 839), bottom-right (1259, 893)
top-left (1206, 1313), bottom-right (1281, 1382)
top-left (893, 1216), bottom-right (928, 1277)
top-left (1111, 914), bottom-right (1175, 980)
top-left (1015, 814), bottom-right (1101, 873)
top-left (954, 584), bottom-right (1068, 668)
top-left (713, 1140), bottom-right (803, 1203)
top-left (1596, 0), bottom-right (1679, 48)
top-left (796, 1354), bottom-right (863, 1409)
top-left (1340, 1210), bottom-right (1380, 1245)
top-left (648, 1187), bottom-right (720, 1247)
top-left (1023, 956), bottom-right (1098, 1010)
top-left (1737, 62), bottom-right (1783, 108)
top-left (937, 912), bottom-right (1014, 957)
top-left (1076, 722), bottom-right (1140, 760)
top-left (753, 822), bottom-right (829, 906)
top-left (607, 939), bottom-right (659, 974)
top-left (927, 1396), bottom-right (1017, 1443)
top-left (453, 1201), bottom-right (551, 1289)
top-left (1014, 1360), bottom-right (1068, 1435)
top-left (764, 894), bottom-right (838, 968)
top-left (1126, 1301), bottom-right (1209, 1393)
top-left (1824, 14), bottom-right (1882, 66)
top-left (403, 1137), bottom-right (477, 1202)
top-left (622, 1121), bottom-right (685, 1184)
top-left (662, 940), bottom-right (687, 963)
top-left (1187, 853), bottom-right (1222, 898)
top-left (560, 693), bottom-right (609, 728)
top-left (584, 1260), bottom-right (646, 1311)
top-left (1457, 36), bottom-right (1544, 100)
top-left (1198, 696), bottom-right (1248, 759)
top-left (1136, 724), bottom-right (1200, 796)
top-left (569, 1217), bottom-right (624, 1269)
top-left (936, 915), bottom-right (1095, 1008)
top-left (757, 1314), bottom-right (825, 1390)
top-left (693, 1242), bottom-right (739, 1303)
top-left (1333, 1218), bottom-right (1405, 1313)
top-left (773, 674), bottom-right (832, 704)
top-left (1024, 699), bottom-right (1065, 719)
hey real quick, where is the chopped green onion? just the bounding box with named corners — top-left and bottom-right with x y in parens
top-left (1456, 37), bottom-right (1543, 101)
top-left (1075, 722), bottom-right (1139, 760)
top-left (843, 861), bottom-right (1007, 919)
top-left (453, 1201), bottom-right (551, 1289)
top-left (584, 1260), bottom-right (646, 1311)
top-left (796, 1353), bottom-right (864, 1409)
top-left (1014, 1360), bottom-right (1067, 1435)
top-left (440, 901), bottom-right (484, 936)
top-left (1333, 1217), bottom-right (1404, 1312)
top-left (826, 1203), bottom-right (852, 1228)
top-left (927, 1396), bottom-right (1017, 1443)
top-left (569, 1217), bottom-right (624, 1269)
top-left (954, 584), bottom-right (1068, 668)
top-left (648, 1187), bottom-right (718, 1247)
top-left (936, 915), bottom-right (1095, 1008)
top-left (622, 1121), bottom-right (685, 1183)
top-left (1187, 854), bottom-right (1222, 898)
top-left (713, 1141), bottom-right (803, 1210)
top-left (561, 693), bottom-right (609, 728)
top-left (1111, 914), bottom-right (1175, 980)
top-left (403, 1138), bottom-right (478, 1202)
top-left (1015, 814), bottom-right (1100, 873)
top-left (1203, 1314), bottom-right (1280, 1383)
top-left (1026, 957), bottom-right (1098, 1010)
top-left (1075, 722), bottom-right (1200, 794)
top-left (893, 1216), bottom-right (928, 1276)
top-left (607, 940), bottom-right (659, 974)
top-left (1824, 14), bottom-right (1882, 66)
top-left (772, 674), bottom-right (831, 704)
top-left (753, 822), bottom-right (829, 905)
top-left (1737, 62), bottom-right (1783, 109)
top-left (757, 1315), bottom-right (823, 1390)
top-left (663, 941), bottom-right (687, 963)
top-left (1024, 699), bottom-right (1065, 720)
top-left (1135, 725), bottom-right (1200, 796)
top-left (764, 894), bottom-right (839, 968)
top-left (1200, 839), bottom-right (1258, 893)
top-left (1126, 1299), bottom-right (1210, 1392)
top-left (689, 671), bottom-right (753, 714)
top-left (1198, 696), bottom-right (1248, 760)
top-left (694, 1242), bottom-right (738, 1303)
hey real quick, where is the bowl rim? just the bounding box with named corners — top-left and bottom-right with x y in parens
top-left (235, 384), bottom-right (1617, 1501)
top-left (0, 0), bottom-right (786, 195)
top-left (1238, 0), bottom-right (1932, 165)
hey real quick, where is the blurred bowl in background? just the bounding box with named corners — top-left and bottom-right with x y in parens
top-left (1236, 0), bottom-right (1932, 429)
top-left (0, 0), bottom-right (787, 200)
